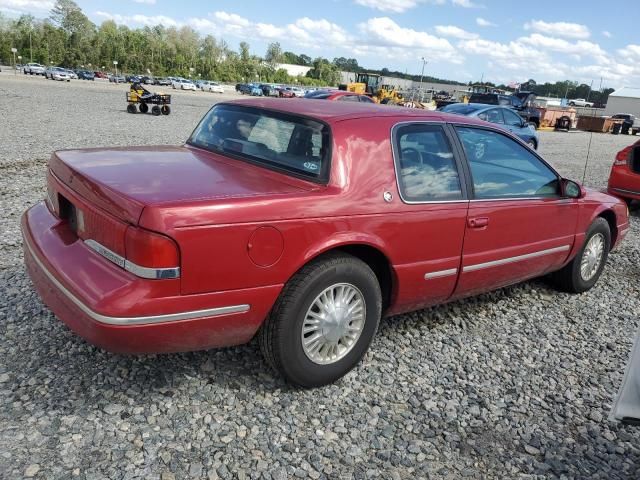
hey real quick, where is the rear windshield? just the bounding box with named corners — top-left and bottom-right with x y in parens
top-left (188, 104), bottom-right (331, 182)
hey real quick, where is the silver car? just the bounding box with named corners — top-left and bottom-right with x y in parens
top-left (45, 67), bottom-right (71, 81)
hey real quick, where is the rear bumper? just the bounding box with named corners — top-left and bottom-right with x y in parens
top-left (22, 202), bottom-right (282, 354)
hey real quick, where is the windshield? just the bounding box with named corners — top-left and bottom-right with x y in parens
top-left (188, 104), bottom-right (331, 182)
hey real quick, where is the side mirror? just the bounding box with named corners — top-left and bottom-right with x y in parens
top-left (562, 179), bottom-right (584, 199)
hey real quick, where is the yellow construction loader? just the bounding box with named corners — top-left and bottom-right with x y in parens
top-left (339, 73), bottom-right (404, 104)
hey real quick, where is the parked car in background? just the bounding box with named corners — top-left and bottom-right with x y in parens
top-left (23, 63), bottom-right (45, 75)
top-left (568, 98), bottom-right (593, 107)
top-left (608, 138), bottom-right (640, 206)
top-left (21, 99), bottom-right (628, 387)
top-left (260, 84), bottom-right (280, 97)
top-left (108, 74), bottom-right (126, 83)
top-left (249, 85), bottom-right (263, 96)
top-left (237, 83), bottom-right (253, 95)
top-left (440, 103), bottom-right (539, 149)
top-left (77, 70), bottom-right (95, 80)
top-left (155, 77), bottom-right (171, 86)
top-left (172, 78), bottom-right (197, 91)
top-left (304, 90), bottom-right (375, 103)
top-left (94, 71), bottom-right (108, 79)
top-left (65, 69), bottom-right (78, 80)
top-left (140, 76), bottom-right (155, 85)
top-left (45, 66), bottom-right (71, 82)
top-left (277, 87), bottom-right (296, 98)
top-left (468, 92), bottom-right (541, 129)
top-left (201, 81), bottom-right (225, 93)
top-left (285, 86), bottom-right (305, 97)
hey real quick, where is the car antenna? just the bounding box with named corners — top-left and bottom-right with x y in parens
top-left (581, 78), bottom-right (602, 186)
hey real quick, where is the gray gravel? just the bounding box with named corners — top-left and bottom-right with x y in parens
top-left (1, 72), bottom-right (640, 479)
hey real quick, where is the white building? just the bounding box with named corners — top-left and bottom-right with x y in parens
top-left (276, 63), bottom-right (312, 77)
top-left (604, 87), bottom-right (640, 117)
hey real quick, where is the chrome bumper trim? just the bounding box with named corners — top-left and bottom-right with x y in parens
top-left (23, 233), bottom-right (250, 326)
top-left (85, 239), bottom-right (180, 280)
top-left (424, 268), bottom-right (458, 280)
top-left (463, 245), bottom-right (571, 273)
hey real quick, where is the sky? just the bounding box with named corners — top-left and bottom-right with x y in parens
top-left (2, 0), bottom-right (640, 88)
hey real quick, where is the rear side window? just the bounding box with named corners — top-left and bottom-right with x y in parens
top-left (188, 104), bottom-right (331, 182)
top-left (393, 124), bottom-right (463, 202)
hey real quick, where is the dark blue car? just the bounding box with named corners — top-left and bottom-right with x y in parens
top-left (440, 103), bottom-right (539, 149)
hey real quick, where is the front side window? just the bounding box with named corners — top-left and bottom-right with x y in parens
top-left (394, 124), bottom-right (463, 202)
top-left (456, 127), bottom-right (559, 199)
top-left (188, 104), bottom-right (331, 181)
top-left (503, 109), bottom-right (524, 127)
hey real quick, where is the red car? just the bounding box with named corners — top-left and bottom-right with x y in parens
top-left (608, 138), bottom-right (640, 205)
top-left (277, 88), bottom-right (296, 98)
top-left (22, 99), bottom-right (629, 387)
top-left (304, 90), bottom-right (375, 103)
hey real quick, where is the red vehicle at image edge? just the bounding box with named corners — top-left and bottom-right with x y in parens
top-left (608, 138), bottom-right (640, 205)
top-left (22, 99), bottom-right (630, 387)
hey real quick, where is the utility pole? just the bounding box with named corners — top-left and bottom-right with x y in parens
top-left (29, 28), bottom-right (33, 63)
top-left (411, 56), bottom-right (428, 102)
top-left (11, 48), bottom-right (17, 75)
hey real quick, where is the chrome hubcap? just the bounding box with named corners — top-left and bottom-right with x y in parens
top-left (580, 233), bottom-right (605, 281)
top-left (301, 283), bottom-right (366, 365)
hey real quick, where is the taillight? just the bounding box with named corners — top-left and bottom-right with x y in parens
top-left (614, 145), bottom-right (633, 166)
top-left (125, 226), bottom-right (179, 269)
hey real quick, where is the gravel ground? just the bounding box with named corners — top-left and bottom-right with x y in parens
top-left (1, 72), bottom-right (640, 479)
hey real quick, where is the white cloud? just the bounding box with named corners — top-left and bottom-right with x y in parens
top-left (451, 0), bottom-right (482, 7)
top-left (519, 34), bottom-right (608, 64)
top-left (96, 11), bottom-right (181, 27)
top-left (358, 17), bottom-right (459, 63)
top-left (435, 25), bottom-right (478, 39)
top-left (353, 0), bottom-right (445, 13)
top-left (0, 0), bottom-right (52, 12)
top-left (132, 0), bottom-right (156, 4)
top-left (524, 20), bottom-right (590, 39)
top-left (476, 17), bottom-right (496, 27)
top-left (602, 30), bottom-right (612, 38)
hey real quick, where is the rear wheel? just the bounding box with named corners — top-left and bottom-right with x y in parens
top-left (550, 217), bottom-right (610, 293)
top-left (161, 105), bottom-right (171, 115)
top-left (259, 253), bottom-right (382, 387)
top-left (126, 104), bottom-right (137, 114)
top-left (151, 105), bottom-right (161, 116)
top-left (139, 103), bottom-right (149, 114)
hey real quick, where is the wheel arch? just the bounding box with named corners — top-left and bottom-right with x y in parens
top-left (294, 239), bottom-right (396, 313)
top-left (597, 208), bottom-right (618, 249)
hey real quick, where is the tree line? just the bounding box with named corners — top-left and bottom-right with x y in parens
top-left (0, 0), bottom-right (616, 100)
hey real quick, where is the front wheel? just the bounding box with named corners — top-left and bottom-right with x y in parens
top-left (259, 253), bottom-right (382, 387)
top-left (549, 218), bottom-right (610, 293)
top-left (161, 105), bottom-right (170, 115)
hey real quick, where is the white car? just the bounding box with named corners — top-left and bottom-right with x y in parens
top-left (65, 69), bottom-right (78, 80)
top-left (568, 98), bottom-right (593, 107)
top-left (202, 81), bottom-right (225, 93)
top-left (45, 67), bottom-right (71, 81)
top-left (286, 86), bottom-right (305, 97)
top-left (23, 63), bottom-right (45, 75)
top-left (172, 78), bottom-right (197, 91)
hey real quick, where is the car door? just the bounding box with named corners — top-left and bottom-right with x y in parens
top-left (610, 328), bottom-right (640, 425)
top-left (390, 122), bottom-right (470, 311)
top-left (502, 108), bottom-right (529, 138)
top-left (451, 125), bottom-right (579, 297)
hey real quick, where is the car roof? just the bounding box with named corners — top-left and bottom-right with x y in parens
top-left (223, 97), bottom-right (488, 125)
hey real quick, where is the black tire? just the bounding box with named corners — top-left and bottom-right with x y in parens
top-left (527, 139), bottom-right (537, 150)
top-left (550, 217), bottom-right (610, 293)
top-left (126, 104), bottom-right (137, 114)
top-left (569, 102), bottom-right (575, 106)
top-left (151, 105), bottom-right (161, 116)
top-left (161, 105), bottom-right (170, 115)
top-left (259, 253), bottom-right (382, 387)
top-left (139, 103), bottom-right (149, 114)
